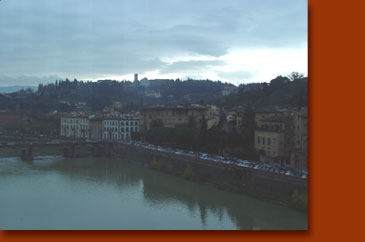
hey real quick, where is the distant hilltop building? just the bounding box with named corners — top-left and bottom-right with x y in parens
top-left (134, 73), bottom-right (139, 83)
top-left (222, 86), bottom-right (238, 96)
top-left (145, 90), bottom-right (161, 98)
top-left (140, 77), bottom-right (150, 87)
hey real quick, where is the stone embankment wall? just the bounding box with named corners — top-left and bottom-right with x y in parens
top-left (96, 142), bottom-right (308, 210)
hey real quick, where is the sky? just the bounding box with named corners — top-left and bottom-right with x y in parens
top-left (0, 0), bottom-right (307, 86)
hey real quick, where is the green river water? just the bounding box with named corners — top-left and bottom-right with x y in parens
top-left (0, 156), bottom-right (307, 230)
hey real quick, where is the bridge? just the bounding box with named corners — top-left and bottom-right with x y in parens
top-left (0, 140), bottom-right (107, 161)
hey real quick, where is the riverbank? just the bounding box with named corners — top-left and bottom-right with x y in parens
top-left (0, 140), bottom-right (307, 212)
top-left (106, 142), bottom-right (308, 212)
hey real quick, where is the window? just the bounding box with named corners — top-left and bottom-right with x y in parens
top-left (257, 136), bottom-right (260, 144)
top-left (268, 137), bottom-right (271, 145)
top-left (121, 134), bottom-right (124, 139)
top-left (121, 122), bottom-right (124, 126)
top-left (126, 122), bottom-right (129, 126)
top-left (126, 127), bottom-right (129, 132)
top-left (131, 127), bottom-right (134, 132)
top-left (273, 138), bottom-right (276, 145)
top-left (135, 121), bottom-right (138, 125)
top-left (263, 137), bottom-right (266, 145)
top-left (121, 127), bottom-right (124, 132)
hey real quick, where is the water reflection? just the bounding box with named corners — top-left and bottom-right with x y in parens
top-left (0, 156), bottom-right (307, 230)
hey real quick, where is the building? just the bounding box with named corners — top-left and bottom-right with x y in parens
top-left (289, 107), bottom-right (308, 169)
top-left (134, 73), bottom-right (138, 82)
top-left (254, 108), bottom-right (291, 129)
top-left (60, 115), bottom-right (90, 138)
top-left (145, 90), bottom-right (161, 98)
top-left (89, 116), bottom-right (103, 140)
top-left (60, 114), bottom-right (140, 141)
top-left (222, 86), bottom-right (237, 96)
top-left (142, 105), bottom-right (213, 130)
top-left (207, 116), bottom-right (220, 129)
top-left (102, 116), bottom-right (140, 140)
top-left (254, 112), bottom-right (292, 166)
top-left (140, 78), bottom-right (150, 87)
top-left (223, 106), bottom-right (245, 129)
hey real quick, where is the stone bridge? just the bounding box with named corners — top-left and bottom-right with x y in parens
top-left (0, 140), bottom-right (109, 161)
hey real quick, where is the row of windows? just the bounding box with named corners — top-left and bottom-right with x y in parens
top-left (103, 127), bottom-right (139, 132)
top-left (147, 111), bottom-right (204, 119)
top-left (104, 133), bottom-right (130, 140)
top-left (61, 125), bottom-right (88, 130)
top-left (260, 124), bottom-right (283, 132)
top-left (62, 119), bottom-right (88, 124)
top-left (104, 121), bottom-right (139, 126)
top-left (257, 136), bottom-right (277, 145)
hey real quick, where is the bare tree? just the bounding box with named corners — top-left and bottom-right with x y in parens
top-left (288, 72), bottom-right (304, 81)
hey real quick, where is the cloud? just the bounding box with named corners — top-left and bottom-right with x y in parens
top-left (159, 60), bottom-right (224, 74)
top-left (0, 75), bottom-right (64, 87)
top-left (216, 71), bottom-right (253, 82)
top-left (0, 0), bottom-right (307, 85)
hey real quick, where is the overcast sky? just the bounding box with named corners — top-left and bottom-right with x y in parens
top-left (0, 0), bottom-right (307, 86)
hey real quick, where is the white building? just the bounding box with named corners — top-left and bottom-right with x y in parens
top-left (60, 115), bottom-right (90, 138)
top-left (61, 114), bottom-right (140, 140)
top-left (102, 117), bottom-right (140, 140)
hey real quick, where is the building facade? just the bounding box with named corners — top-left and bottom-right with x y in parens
top-left (89, 116), bottom-right (103, 140)
top-left (60, 115), bottom-right (90, 138)
top-left (102, 117), bottom-right (140, 140)
top-left (142, 105), bottom-right (213, 130)
top-left (290, 107), bottom-right (308, 169)
top-left (254, 113), bottom-right (292, 166)
top-left (61, 115), bottom-right (140, 141)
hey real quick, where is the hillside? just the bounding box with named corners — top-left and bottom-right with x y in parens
top-left (0, 76), bottom-right (307, 113)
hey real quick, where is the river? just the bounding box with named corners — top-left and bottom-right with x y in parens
top-left (0, 156), bottom-right (307, 230)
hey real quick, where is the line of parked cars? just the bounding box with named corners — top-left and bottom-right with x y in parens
top-left (119, 140), bottom-right (308, 179)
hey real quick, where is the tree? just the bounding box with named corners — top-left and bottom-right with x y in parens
top-left (184, 163), bottom-right (192, 179)
top-left (198, 115), bottom-right (208, 146)
top-left (270, 75), bottom-right (289, 88)
top-left (238, 106), bottom-right (257, 159)
top-left (288, 72), bottom-right (304, 81)
top-left (150, 119), bottom-right (164, 128)
top-left (188, 115), bottom-right (196, 129)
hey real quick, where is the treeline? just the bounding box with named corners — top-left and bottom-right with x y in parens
top-left (219, 75), bottom-right (307, 108)
top-left (143, 107), bottom-right (257, 160)
top-left (1, 73), bottom-right (307, 114)
top-left (36, 78), bottom-right (234, 112)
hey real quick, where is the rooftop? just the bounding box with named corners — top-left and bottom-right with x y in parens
top-left (260, 116), bottom-right (291, 123)
top-left (143, 105), bottom-right (208, 111)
